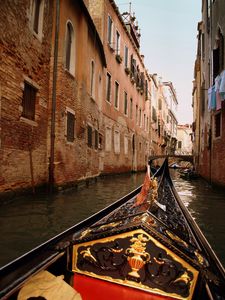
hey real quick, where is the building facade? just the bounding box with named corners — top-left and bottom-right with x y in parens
top-left (0, 0), bottom-right (53, 194)
top-left (193, 0), bottom-right (225, 186)
top-left (176, 125), bottom-right (193, 155)
top-left (86, 0), bottom-right (152, 172)
top-left (0, 0), bottom-right (179, 196)
top-left (163, 82), bottom-right (178, 154)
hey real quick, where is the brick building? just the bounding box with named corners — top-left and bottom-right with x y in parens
top-left (49, 0), bottom-right (107, 186)
top-left (193, 0), bottom-right (225, 186)
top-left (0, 0), bottom-right (53, 194)
top-left (86, 0), bottom-right (152, 172)
top-left (0, 0), bottom-right (179, 196)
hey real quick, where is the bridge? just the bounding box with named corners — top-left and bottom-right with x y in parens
top-left (149, 155), bottom-right (193, 163)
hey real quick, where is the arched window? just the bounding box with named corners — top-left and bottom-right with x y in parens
top-left (90, 60), bottom-right (95, 97)
top-left (65, 21), bottom-right (75, 75)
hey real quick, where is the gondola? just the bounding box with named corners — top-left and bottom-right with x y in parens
top-left (0, 159), bottom-right (224, 300)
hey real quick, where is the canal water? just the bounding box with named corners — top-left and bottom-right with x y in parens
top-left (0, 170), bottom-right (225, 268)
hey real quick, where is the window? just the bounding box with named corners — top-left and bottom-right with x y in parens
top-left (106, 72), bottom-right (111, 102)
top-left (158, 98), bottom-right (162, 110)
top-left (178, 141), bottom-right (182, 149)
top-left (114, 131), bottom-right (120, 154)
top-left (213, 29), bottom-right (224, 81)
top-left (124, 136), bottom-right (128, 155)
top-left (99, 133), bottom-right (103, 150)
top-left (124, 46), bottom-right (129, 68)
top-left (105, 127), bottom-right (112, 151)
top-left (87, 125), bottom-right (92, 147)
top-left (145, 79), bottom-right (149, 100)
top-left (136, 105), bottom-right (138, 124)
top-left (130, 98), bottom-right (133, 119)
top-left (146, 117), bottom-right (149, 132)
top-left (65, 22), bottom-right (75, 75)
top-left (33, 0), bottom-right (41, 33)
top-left (152, 106), bottom-right (157, 122)
top-left (66, 111), bottom-right (75, 142)
top-left (22, 82), bottom-right (37, 120)
top-left (107, 15), bottom-right (113, 46)
top-left (90, 60), bottom-right (95, 98)
top-left (144, 114), bottom-right (146, 130)
top-left (124, 91), bottom-right (128, 115)
top-left (116, 30), bottom-right (120, 55)
top-left (215, 112), bottom-right (221, 138)
top-left (31, 0), bottom-right (44, 38)
top-left (114, 81), bottom-right (119, 108)
top-left (94, 129), bottom-right (98, 149)
top-left (139, 109), bottom-right (142, 126)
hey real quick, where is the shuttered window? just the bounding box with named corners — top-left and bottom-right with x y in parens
top-left (22, 82), bottom-right (37, 120)
top-left (67, 111), bottom-right (75, 142)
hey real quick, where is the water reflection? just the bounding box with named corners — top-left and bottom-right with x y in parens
top-left (0, 173), bottom-right (145, 267)
top-left (0, 170), bottom-right (224, 268)
top-left (170, 169), bottom-right (225, 266)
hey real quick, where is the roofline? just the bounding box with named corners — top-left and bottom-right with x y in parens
top-left (109, 0), bottom-right (145, 69)
top-left (79, 0), bottom-right (107, 67)
top-left (163, 81), bottom-right (178, 104)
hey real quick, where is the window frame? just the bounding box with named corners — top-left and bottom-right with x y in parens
top-left (87, 124), bottom-right (93, 148)
top-left (22, 81), bottom-right (37, 121)
top-left (214, 111), bottom-right (222, 139)
top-left (30, 0), bottom-right (44, 40)
top-left (66, 109), bottom-right (75, 143)
top-left (124, 45), bottom-right (129, 68)
top-left (105, 127), bottom-right (112, 151)
top-left (106, 72), bottom-right (112, 103)
top-left (130, 97), bottom-right (133, 119)
top-left (107, 15), bottom-right (114, 47)
top-left (114, 130), bottom-right (120, 154)
top-left (65, 21), bottom-right (75, 76)
top-left (115, 30), bottom-right (120, 55)
top-left (90, 60), bottom-right (95, 98)
top-left (114, 81), bottom-right (119, 109)
top-left (124, 91), bottom-right (128, 116)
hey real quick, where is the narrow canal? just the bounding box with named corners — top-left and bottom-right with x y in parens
top-left (0, 170), bottom-right (225, 268)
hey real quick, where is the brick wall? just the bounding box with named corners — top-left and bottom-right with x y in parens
top-left (0, 0), bottom-right (53, 193)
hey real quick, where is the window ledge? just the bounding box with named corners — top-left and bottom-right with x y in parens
top-left (32, 31), bottom-right (43, 43)
top-left (66, 140), bottom-right (75, 145)
top-left (20, 117), bottom-right (38, 127)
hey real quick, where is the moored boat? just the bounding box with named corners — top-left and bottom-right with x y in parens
top-left (0, 159), bottom-right (224, 300)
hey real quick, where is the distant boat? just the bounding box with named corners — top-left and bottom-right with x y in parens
top-left (0, 159), bottom-right (224, 300)
top-left (169, 163), bottom-right (181, 169)
top-left (179, 168), bottom-right (199, 180)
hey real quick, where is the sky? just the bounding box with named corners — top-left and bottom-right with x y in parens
top-left (115, 0), bottom-right (202, 124)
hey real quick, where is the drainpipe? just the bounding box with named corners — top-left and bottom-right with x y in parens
top-left (49, 0), bottom-right (60, 193)
top-left (209, 0), bottom-right (213, 184)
